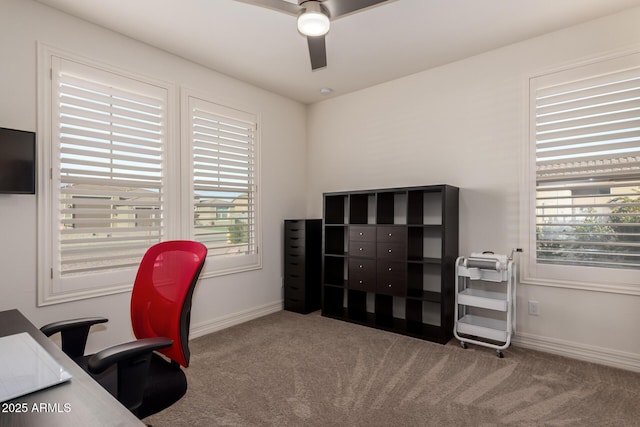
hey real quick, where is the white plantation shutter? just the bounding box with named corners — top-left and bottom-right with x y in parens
top-left (186, 95), bottom-right (260, 273)
top-left (536, 66), bottom-right (640, 182)
top-left (50, 57), bottom-right (167, 295)
top-left (529, 52), bottom-right (640, 283)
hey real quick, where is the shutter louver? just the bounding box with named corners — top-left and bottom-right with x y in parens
top-left (54, 62), bottom-right (166, 277)
top-left (189, 100), bottom-right (257, 258)
top-left (534, 65), bottom-right (640, 270)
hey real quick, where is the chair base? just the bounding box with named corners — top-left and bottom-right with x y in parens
top-left (81, 352), bottom-right (187, 419)
top-left (135, 353), bottom-right (187, 419)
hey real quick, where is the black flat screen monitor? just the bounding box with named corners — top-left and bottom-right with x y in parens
top-left (0, 127), bottom-right (36, 194)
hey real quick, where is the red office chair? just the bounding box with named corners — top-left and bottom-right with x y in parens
top-left (41, 240), bottom-right (207, 419)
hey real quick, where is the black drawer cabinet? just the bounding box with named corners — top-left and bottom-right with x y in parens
top-left (283, 219), bottom-right (322, 314)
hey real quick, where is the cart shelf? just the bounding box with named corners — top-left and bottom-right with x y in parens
top-left (457, 314), bottom-right (508, 342)
top-left (457, 288), bottom-right (508, 311)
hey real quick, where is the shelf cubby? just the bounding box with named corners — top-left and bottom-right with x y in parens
top-left (322, 285), bottom-right (346, 317)
top-left (349, 192), bottom-right (376, 224)
top-left (376, 191), bottom-right (408, 224)
top-left (323, 255), bottom-right (345, 287)
top-left (324, 225), bottom-right (347, 255)
top-left (324, 194), bottom-right (347, 224)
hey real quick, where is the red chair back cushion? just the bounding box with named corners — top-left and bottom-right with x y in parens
top-left (130, 241), bottom-right (207, 367)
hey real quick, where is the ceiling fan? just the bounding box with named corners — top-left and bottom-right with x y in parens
top-left (235, 0), bottom-right (392, 70)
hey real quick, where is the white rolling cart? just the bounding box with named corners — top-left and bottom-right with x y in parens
top-left (453, 250), bottom-right (520, 358)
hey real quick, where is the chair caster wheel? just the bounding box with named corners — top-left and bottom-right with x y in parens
top-left (460, 341), bottom-right (467, 349)
top-left (497, 351), bottom-right (504, 358)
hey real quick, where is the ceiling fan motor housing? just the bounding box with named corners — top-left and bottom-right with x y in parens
top-left (299, 1), bottom-right (330, 18)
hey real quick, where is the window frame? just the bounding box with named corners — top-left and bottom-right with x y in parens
top-left (180, 88), bottom-right (262, 278)
top-left (37, 44), bottom-right (179, 305)
top-left (520, 48), bottom-right (640, 296)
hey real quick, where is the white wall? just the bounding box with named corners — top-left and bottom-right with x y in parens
top-left (306, 7), bottom-right (640, 370)
top-left (0, 0), bottom-right (307, 352)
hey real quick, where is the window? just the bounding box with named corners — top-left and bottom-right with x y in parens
top-left (523, 51), bottom-right (640, 293)
top-left (38, 47), bottom-right (173, 305)
top-left (38, 47), bottom-right (261, 305)
top-left (183, 93), bottom-right (261, 275)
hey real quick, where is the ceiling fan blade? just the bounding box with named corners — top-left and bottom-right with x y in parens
top-left (234, 0), bottom-right (302, 16)
top-left (307, 35), bottom-right (327, 70)
top-left (322, 0), bottom-right (390, 19)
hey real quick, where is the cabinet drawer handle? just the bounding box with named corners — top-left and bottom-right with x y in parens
top-left (359, 247), bottom-right (364, 251)
top-left (387, 284), bottom-right (392, 288)
top-left (388, 249), bottom-right (392, 253)
top-left (359, 280), bottom-right (363, 284)
top-left (359, 232), bottom-right (364, 236)
top-left (388, 267), bottom-right (392, 271)
top-left (359, 264), bottom-right (363, 268)
top-left (388, 233), bottom-right (392, 237)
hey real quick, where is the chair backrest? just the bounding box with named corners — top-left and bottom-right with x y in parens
top-left (130, 240), bottom-right (207, 368)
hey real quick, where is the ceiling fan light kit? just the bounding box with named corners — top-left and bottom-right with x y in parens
top-left (236, 0), bottom-right (391, 70)
top-left (297, 2), bottom-right (330, 37)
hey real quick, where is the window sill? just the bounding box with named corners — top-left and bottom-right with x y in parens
top-left (38, 283), bottom-right (133, 307)
top-left (519, 274), bottom-right (640, 296)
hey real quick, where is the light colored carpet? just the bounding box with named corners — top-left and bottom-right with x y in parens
top-left (145, 310), bottom-right (640, 426)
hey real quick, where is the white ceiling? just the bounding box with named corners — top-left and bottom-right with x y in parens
top-left (35, 0), bottom-right (640, 104)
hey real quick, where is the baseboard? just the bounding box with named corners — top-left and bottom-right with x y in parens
top-left (512, 331), bottom-right (640, 372)
top-left (190, 300), bottom-right (283, 339)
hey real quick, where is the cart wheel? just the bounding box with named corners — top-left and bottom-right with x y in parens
top-left (460, 341), bottom-right (467, 349)
top-left (497, 351), bottom-right (504, 358)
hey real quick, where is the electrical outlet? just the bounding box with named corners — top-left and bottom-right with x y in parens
top-left (528, 300), bottom-right (540, 316)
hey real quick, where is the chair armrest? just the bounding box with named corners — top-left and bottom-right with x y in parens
top-left (40, 317), bottom-right (109, 336)
top-left (40, 317), bottom-right (109, 360)
top-left (87, 337), bottom-right (173, 413)
top-left (87, 337), bottom-right (173, 374)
